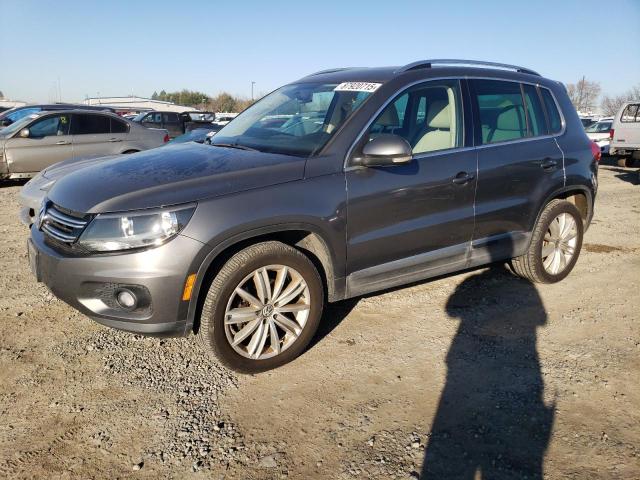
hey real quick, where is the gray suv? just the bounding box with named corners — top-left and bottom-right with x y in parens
top-left (27, 60), bottom-right (599, 372)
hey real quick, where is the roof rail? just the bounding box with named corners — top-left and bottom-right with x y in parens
top-left (396, 59), bottom-right (540, 76)
top-left (307, 67), bottom-right (354, 76)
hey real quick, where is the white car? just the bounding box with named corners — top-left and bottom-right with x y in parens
top-left (610, 101), bottom-right (640, 167)
top-left (584, 118), bottom-right (613, 155)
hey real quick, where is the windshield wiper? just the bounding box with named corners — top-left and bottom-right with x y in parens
top-left (211, 143), bottom-right (259, 152)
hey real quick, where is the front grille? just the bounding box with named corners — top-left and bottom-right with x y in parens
top-left (39, 202), bottom-right (91, 248)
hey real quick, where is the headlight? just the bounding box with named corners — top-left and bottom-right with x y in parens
top-left (77, 204), bottom-right (196, 252)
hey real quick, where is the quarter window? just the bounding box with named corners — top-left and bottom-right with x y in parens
top-left (523, 84), bottom-right (548, 136)
top-left (540, 88), bottom-right (562, 134)
top-left (71, 114), bottom-right (110, 135)
top-left (364, 80), bottom-right (463, 155)
top-left (472, 79), bottom-right (527, 144)
top-left (111, 118), bottom-right (128, 133)
top-left (28, 114), bottom-right (70, 137)
top-left (621, 104), bottom-right (639, 123)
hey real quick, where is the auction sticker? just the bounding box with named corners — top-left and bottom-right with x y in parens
top-left (334, 82), bottom-right (382, 93)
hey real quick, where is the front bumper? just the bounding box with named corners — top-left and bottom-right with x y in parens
top-left (29, 227), bottom-right (207, 336)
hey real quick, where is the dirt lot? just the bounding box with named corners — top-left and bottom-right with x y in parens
top-left (0, 161), bottom-right (638, 479)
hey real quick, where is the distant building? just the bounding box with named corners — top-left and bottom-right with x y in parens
top-left (0, 93), bottom-right (26, 111)
top-left (83, 96), bottom-right (196, 113)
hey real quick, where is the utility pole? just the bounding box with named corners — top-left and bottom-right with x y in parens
top-left (251, 81), bottom-right (256, 101)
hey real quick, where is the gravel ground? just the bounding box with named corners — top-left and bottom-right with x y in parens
top-left (0, 159), bottom-right (638, 479)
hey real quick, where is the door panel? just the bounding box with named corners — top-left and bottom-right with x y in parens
top-left (5, 136), bottom-right (73, 173)
top-left (345, 79), bottom-right (475, 296)
top-left (71, 112), bottom-right (119, 159)
top-left (469, 79), bottom-right (565, 260)
top-left (346, 149), bottom-right (477, 276)
top-left (4, 113), bottom-right (73, 173)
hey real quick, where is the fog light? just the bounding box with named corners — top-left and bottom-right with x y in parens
top-left (116, 289), bottom-right (137, 310)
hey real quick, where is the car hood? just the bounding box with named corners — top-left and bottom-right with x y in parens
top-left (48, 143), bottom-right (306, 214)
top-left (42, 154), bottom-right (119, 180)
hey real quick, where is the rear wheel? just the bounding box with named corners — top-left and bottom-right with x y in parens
top-left (510, 199), bottom-right (584, 283)
top-left (199, 241), bottom-right (324, 373)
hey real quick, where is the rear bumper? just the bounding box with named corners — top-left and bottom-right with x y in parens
top-left (29, 227), bottom-right (207, 337)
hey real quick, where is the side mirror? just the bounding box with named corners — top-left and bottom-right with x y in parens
top-left (359, 134), bottom-right (413, 167)
top-left (19, 128), bottom-right (30, 138)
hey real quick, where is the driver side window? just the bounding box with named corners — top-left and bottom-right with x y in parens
top-left (28, 114), bottom-right (70, 138)
top-left (362, 80), bottom-right (463, 156)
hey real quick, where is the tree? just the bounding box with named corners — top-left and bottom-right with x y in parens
top-left (600, 84), bottom-right (640, 116)
top-left (0, 91), bottom-right (4, 99)
top-left (566, 77), bottom-right (601, 114)
top-left (209, 92), bottom-right (238, 112)
top-left (151, 91), bottom-right (158, 100)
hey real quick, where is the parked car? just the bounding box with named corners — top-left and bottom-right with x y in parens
top-left (610, 101), bottom-right (640, 167)
top-left (580, 117), bottom-right (596, 128)
top-left (169, 126), bottom-right (222, 145)
top-left (585, 118), bottom-right (613, 155)
top-left (132, 111), bottom-right (216, 137)
top-left (0, 104), bottom-right (115, 128)
top-left (0, 109), bottom-right (168, 181)
top-left (27, 59), bottom-right (599, 372)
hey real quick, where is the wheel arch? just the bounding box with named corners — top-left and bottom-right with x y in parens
top-left (186, 224), bottom-right (343, 335)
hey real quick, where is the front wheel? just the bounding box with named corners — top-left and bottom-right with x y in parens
top-left (199, 241), bottom-right (324, 373)
top-left (510, 199), bottom-right (584, 283)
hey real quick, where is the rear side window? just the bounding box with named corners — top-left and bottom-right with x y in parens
top-left (621, 104), bottom-right (639, 123)
top-left (72, 114), bottom-right (110, 135)
top-left (472, 79), bottom-right (527, 144)
top-left (540, 88), bottom-right (562, 134)
top-left (163, 113), bottom-right (180, 123)
top-left (522, 84), bottom-right (548, 136)
top-left (111, 118), bottom-right (128, 133)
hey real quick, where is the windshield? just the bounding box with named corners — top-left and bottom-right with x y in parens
top-left (585, 121), bottom-right (612, 133)
top-left (0, 107), bottom-right (41, 123)
top-left (0, 114), bottom-right (41, 137)
top-left (211, 82), bottom-right (376, 156)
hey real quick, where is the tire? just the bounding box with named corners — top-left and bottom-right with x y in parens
top-left (617, 157), bottom-right (630, 167)
top-left (199, 241), bottom-right (324, 373)
top-left (510, 199), bottom-right (584, 284)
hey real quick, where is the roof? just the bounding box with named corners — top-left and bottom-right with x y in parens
top-left (296, 59), bottom-right (543, 85)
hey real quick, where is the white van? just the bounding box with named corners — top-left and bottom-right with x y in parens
top-left (610, 101), bottom-right (640, 167)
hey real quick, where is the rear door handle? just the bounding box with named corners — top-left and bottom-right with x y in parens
top-left (55, 140), bottom-right (70, 145)
top-left (452, 171), bottom-right (475, 185)
top-left (108, 138), bottom-right (123, 142)
top-left (540, 158), bottom-right (558, 171)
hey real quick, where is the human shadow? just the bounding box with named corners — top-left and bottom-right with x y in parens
top-left (421, 247), bottom-right (555, 478)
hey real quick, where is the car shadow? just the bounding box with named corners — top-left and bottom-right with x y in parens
top-left (601, 165), bottom-right (640, 185)
top-left (0, 179), bottom-right (28, 189)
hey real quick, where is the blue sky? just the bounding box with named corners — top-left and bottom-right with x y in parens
top-left (1, 0), bottom-right (638, 103)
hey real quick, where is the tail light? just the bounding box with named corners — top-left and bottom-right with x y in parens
top-left (590, 141), bottom-right (601, 163)
top-left (609, 128), bottom-right (614, 140)
top-left (163, 134), bottom-right (170, 143)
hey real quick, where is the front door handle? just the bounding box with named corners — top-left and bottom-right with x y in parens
top-left (108, 138), bottom-right (123, 142)
top-left (540, 158), bottom-right (558, 171)
top-left (452, 171), bottom-right (475, 185)
top-left (55, 140), bottom-right (70, 145)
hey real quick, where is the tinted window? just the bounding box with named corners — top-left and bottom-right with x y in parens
top-left (111, 118), bottom-right (128, 133)
top-left (473, 80), bottom-right (526, 144)
top-left (523, 85), bottom-right (548, 136)
top-left (72, 114), bottom-right (110, 134)
top-left (621, 104), bottom-right (639, 123)
top-left (366, 80), bottom-right (463, 154)
top-left (28, 114), bottom-right (70, 137)
top-left (163, 113), bottom-right (180, 123)
top-left (540, 88), bottom-right (562, 134)
top-left (7, 107), bottom-right (41, 122)
top-left (144, 112), bottom-right (162, 124)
